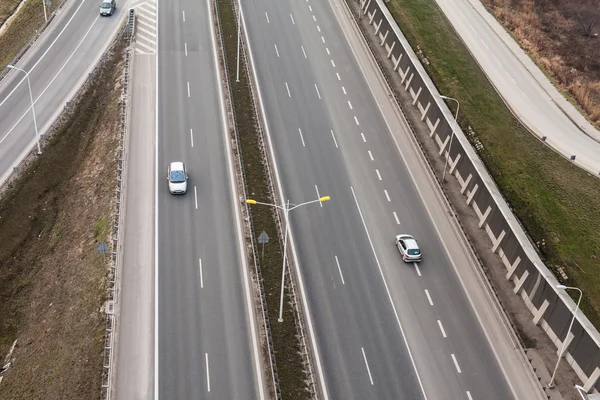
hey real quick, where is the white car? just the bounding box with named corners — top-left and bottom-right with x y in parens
top-left (168, 161), bottom-right (188, 194)
top-left (395, 234), bottom-right (422, 262)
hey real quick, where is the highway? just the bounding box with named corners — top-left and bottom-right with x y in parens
top-left (434, 0), bottom-right (600, 175)
top-left (0, 0), bottom-right (128, 187)
top-left (156, 0), bottom-right (265, 398)
top-left (240, 0), bottom-right (544, 398)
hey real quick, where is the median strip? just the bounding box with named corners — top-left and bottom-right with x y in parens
top-left (213, 0), bottom-right (316, 398)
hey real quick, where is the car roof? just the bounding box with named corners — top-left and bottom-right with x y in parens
top-left (169, 161), bottom-right (184, 171)
top-left (396, 234), bottom-right (419, 249)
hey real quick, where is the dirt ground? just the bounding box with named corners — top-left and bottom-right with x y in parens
top-left (481, 0), bottom-right (600, 128)
top-left (0, 38), bottom-right (126, 399)
top-left (348, 1), bottom-right (582, 398)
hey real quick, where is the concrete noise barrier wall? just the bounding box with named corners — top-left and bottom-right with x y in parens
top-left (359, 0), bottom-right (600, 392)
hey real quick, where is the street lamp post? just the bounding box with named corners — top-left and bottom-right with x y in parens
top-left (440, 95), bottom-right (459, 182)
top-left (247, 195), bottom-right (331, 322)
top-left (42, 0), bottom-right (48, 22)
top-left (8, 65), bottom-right (42, 155)
top-left (547, 284), bottom-right (583, 389)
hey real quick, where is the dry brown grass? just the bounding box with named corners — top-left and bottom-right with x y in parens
top-left (0, 38), bottom-right (126, 399)
top-left (0, 0), bottom-right (22, 26)
top-left (483, 0), bottom-right (600, 127)
top-left (0, 0), bottom-right (61, 71)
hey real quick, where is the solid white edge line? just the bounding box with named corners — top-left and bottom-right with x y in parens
top-left (351, 186), bottom-right (428, 398)
top-left (205, 353), bottom-right (211, 392)
top-left (330, 129), bottom-right (338, 148)
top-left (425, 289), bottom-right (433, 305)
top-left (199, 258), bottom-right (203, 288)
top-left (0, 0), bottom-right (88, 110)
top-left (361, 347), bottom-right (374, 385)
top-left (451, 353), bottom-right (462, 373)
top-left (437, 320), bottom-right (447, 338)
top-left (334, 255), bottom-right (345, 285)
top-left (393, 211), bottom-right (400, 225)
top-left (239, 1), bottom-right (329, 396)
top-left (194, 186), bottom-right (198, 209)
top-left (154, 0), bottom-right (160, 397)
top-left (208, 0), bottom-right (266, 396)
top-left (0, 14), bottom-right (101, 148)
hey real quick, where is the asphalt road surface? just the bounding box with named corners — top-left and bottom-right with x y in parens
top-left (434, 0), bottom-right (600, 175)
top-left (239, 0), bottom-right (545, 398)
top-left (0, 0), bottom-right (129, 186)
top-left (156, 0), bottom-right (265, 398)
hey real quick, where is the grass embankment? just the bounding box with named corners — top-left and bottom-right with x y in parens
top-left (0, 37), bottom-right (126, 398)
top-left (216, 0), bottom-right (308, 397)
top-left (387, 0), bottom-right (600, 324)
top-left (0, 0), bottom-right (60, 71)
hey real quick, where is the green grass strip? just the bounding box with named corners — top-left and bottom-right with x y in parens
top-left (216, 0), bottom-right (309, 397)
top-left (387, 0), bottom-right (600, 324)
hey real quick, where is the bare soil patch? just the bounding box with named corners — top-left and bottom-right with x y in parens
top-left (482, 0), bottom-right (600, 127)
top-left (0, 37), bottom-right (126, 399)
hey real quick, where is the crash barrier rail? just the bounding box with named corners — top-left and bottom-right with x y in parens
top-left (355, 0), bottom-right (600, 393)
top-left (233, 0), bottom-right (321, 397)
top-left (101, 22), bottom-right (132, 400)
top-left (214, 0), bottom-right (281, 398)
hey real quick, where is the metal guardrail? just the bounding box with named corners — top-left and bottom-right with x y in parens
top-left (213, 0), bottom-right (281, 398)
top-left (228, 1), bottom-right (320, 398)
top-left (101, 23), bottom-right (133, 400)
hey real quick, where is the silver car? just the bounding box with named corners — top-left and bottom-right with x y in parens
top-left (99, 0), bottom-right (116, 16)
top-left (168, 162), bottom-right (188, 194)
top-left (395, 234), bottom-right (422, 262)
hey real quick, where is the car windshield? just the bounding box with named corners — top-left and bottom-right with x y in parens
top-left (170, 170), bottom-right (185, 183)
top-left (407, 249), bottom-right (421, 256)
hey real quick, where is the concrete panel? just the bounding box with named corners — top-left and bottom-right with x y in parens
top-left (546, 297), bottom-right (574, 340)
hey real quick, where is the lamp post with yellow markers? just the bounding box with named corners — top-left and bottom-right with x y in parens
top-left (247, 195), bottom-right (331, 322)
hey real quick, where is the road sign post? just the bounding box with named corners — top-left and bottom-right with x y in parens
top-left (258, 231), bottom-right (269, 264)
